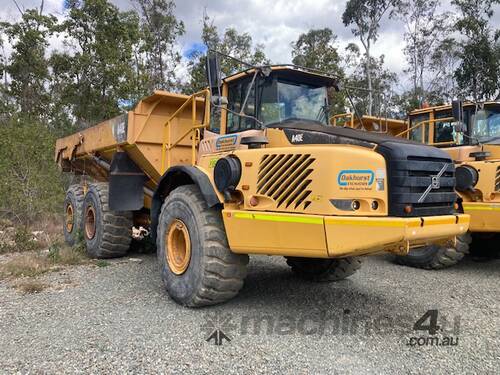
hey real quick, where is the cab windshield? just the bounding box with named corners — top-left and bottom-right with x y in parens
top-left (471, 107), bottom-right (500, 143)
top-left (260, 81), bottom-right (328, 125)
top-left (226, 74), bottom-right (330, 134)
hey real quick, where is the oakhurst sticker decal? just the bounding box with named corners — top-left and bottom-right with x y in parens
top-left (337, 169), bottom-right (375, 191)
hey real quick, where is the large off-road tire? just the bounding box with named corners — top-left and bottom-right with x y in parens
top-left (63, 185), bottom-right (84, 246)
top-left (157, 185), bottom-right (249, 307)
top-left (394, 233), bottom-right (472, 270)
top-left (285, 257), bottom-right (362, 281)
top-left (82, 183), bottom-right (133, 258)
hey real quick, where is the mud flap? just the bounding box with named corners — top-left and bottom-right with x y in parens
top-left (109, 152), bottom-right (147, 211)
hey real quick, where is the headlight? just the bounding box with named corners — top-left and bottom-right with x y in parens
top-left (455, 165), bottom-right (478, 192)
top-left (214, 156), bottom-right (241, 193)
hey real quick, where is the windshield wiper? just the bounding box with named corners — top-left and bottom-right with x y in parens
top-left (315, 98), bottom-right (329, 124)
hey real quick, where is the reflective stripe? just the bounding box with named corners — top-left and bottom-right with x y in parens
top-left (232, 211), bottom-right (462, 227)
top-left (463, 204), bottom-right (500, 212)
top-left (324, 218), bottom-right (410, 227)
top-left (233, 212), bottom-right (323, 225)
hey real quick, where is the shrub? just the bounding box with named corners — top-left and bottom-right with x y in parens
top-left (0, 121), bottom-right (65, 226)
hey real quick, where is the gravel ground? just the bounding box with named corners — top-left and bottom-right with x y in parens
top-left (0, 252), bottom-right (498, 374)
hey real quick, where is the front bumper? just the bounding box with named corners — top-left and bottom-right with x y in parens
top-left (462, 202), bottom-right (500, 232)
top-left (324, 214), bottom-right (469, 256)
top-left (222, 210), bottom-right (470, 258)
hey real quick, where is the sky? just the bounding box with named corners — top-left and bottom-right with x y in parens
top-left (1, 0), bottom-right (500, 90)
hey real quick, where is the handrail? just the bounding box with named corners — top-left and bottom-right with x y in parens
top-left (396, 116), bottom-right (456, 145)
top-left (161, 89), bottom-right (211, 173)
top-left (330, 113), bottom-right (354, 128)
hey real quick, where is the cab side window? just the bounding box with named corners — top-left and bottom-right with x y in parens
top-left (209, 106), bottom-right (221, 134)
top-left (409, 113), bottom-right (429, 143)
top-left (434, 111), bottom-right (454, 143)
top-left (227, 79), bottom-right (257, 133)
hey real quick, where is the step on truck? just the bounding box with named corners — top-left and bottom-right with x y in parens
top-left (55, 52), bottom-right (469, 306)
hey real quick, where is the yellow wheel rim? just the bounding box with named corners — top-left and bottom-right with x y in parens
top-left (166, 219), bottom-right (191, 275)
top-left (84, 205), bottom-right (96, 240)
top-left (65, 203), bottom-right (74, 233)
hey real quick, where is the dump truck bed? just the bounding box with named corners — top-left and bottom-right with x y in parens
top-left (55, 90), bottom-right (208, 187)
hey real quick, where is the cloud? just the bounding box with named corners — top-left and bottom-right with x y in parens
top-left (2, 0), bottom-right (499, 89)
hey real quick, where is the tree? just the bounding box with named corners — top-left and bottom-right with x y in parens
top-left (185, 13), bottom-right (269, 93)
top-left (1, 4), bottom-right (56, 122)
top-left (452, 0), bottom-right (500, 101)
top-left (427, 37), bottom-right (461, 103)
top-left (133, 0), bottom-right (185, 93)
top-left (0, 121), bottom-right (64, 225)
top-left (291, 28), bottom-right (346, 114)
top-left (342, 0), bottom-right (396, 115)
top-left (52, 0), bottom-right (141, 128)
top-left (291, 28), bottom-right (343, 76)
top-left (394, 0), bottom-right (454, 106)
top-left (343, 43), bottom-right (398, 118)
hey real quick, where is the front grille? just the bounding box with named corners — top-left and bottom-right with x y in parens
top-left (257, 154), bottom-right (315, 210)
top-left (496, 167), bottom-right (500, 191)
top-left (387, 155), bottom-right (457, 217)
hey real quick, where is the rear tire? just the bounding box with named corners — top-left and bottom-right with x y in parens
top-left (63, 185), bottom-right (84, 246)
top-left (394, 233), bottom-right (472, 270)
top-left (156, 185), bottom-right (248, 307)
top-left (285, 257), bottom-right (362, 281)
top-left (82, 183), bottom-right (133, 258)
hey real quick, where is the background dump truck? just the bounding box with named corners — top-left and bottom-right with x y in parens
top-left (386, 101), bottom-right (500, 269)
top-left (55, 55), bottom-right (469, 306)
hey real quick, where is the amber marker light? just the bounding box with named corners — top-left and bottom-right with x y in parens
top-left (249, 196), bottom-right (259, 207)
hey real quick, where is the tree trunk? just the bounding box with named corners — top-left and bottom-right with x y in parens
top-left (365, 46), bottom-right (373, 116)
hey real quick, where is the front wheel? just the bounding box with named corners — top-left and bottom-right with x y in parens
top-left (285, 257), bottom-right (362, 281)
top-left (394, 233), bottom-right (472, 270)
top-left (156, 185), bottom-right (248, 307)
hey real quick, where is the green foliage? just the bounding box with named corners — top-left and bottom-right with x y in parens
top-left (1, 8), bottom-right (56, 122)
top-left (342, 0), bottom-right (397, 115)
top-left (0, 228), bottom-right (39, 254)
top-left (452, 0), bottom-right (500, 101)
top-left (291, 28), bottom-right (346, 115)
top-left (394, 0), bottom-right (456, 106)
top-left (342, 43), bottom-right (398, 117)
top-left (48, 242), bottom-right (87, 265)
top-left (0, 121), bottom-right (65, 225)
top-left (291, 28), bottom-right (343, 76)
top-left (95, 259), bottom-right (110, 267)
top-left (53, 0), bottom-right (142, 127)
top-left (134, 0), bottom-right (185, 94)
top-left (185, 13), bottom-right (269, 93)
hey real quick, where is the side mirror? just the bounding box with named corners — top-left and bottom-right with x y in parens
top-left (205, 52), bottom-right (222, 90)
top-left (452, 100), bottom-right (463, 122)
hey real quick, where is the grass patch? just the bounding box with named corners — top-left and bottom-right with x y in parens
top-left (1, 253), bottom-right (52, 278)
top-left (0, 243), bottom-right (89, 279)
top-left (15, 280), bottom-right (49, 294)
top-left (0, 228), bottom-right (41, 254)
top-left (48, 243), bottom-right (87, 266)
top-left (95, 259), bottom-right (110, 268)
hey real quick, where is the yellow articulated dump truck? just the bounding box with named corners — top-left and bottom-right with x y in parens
top-left (55, 53), bottom-right (469, 306)
top-left (388, 101), bottom-right (500, 269)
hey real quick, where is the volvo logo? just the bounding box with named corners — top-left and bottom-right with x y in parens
top-left (418, 164), bottom-right (448, 203)
top-left (431, 175), bottom-right (441, 189)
